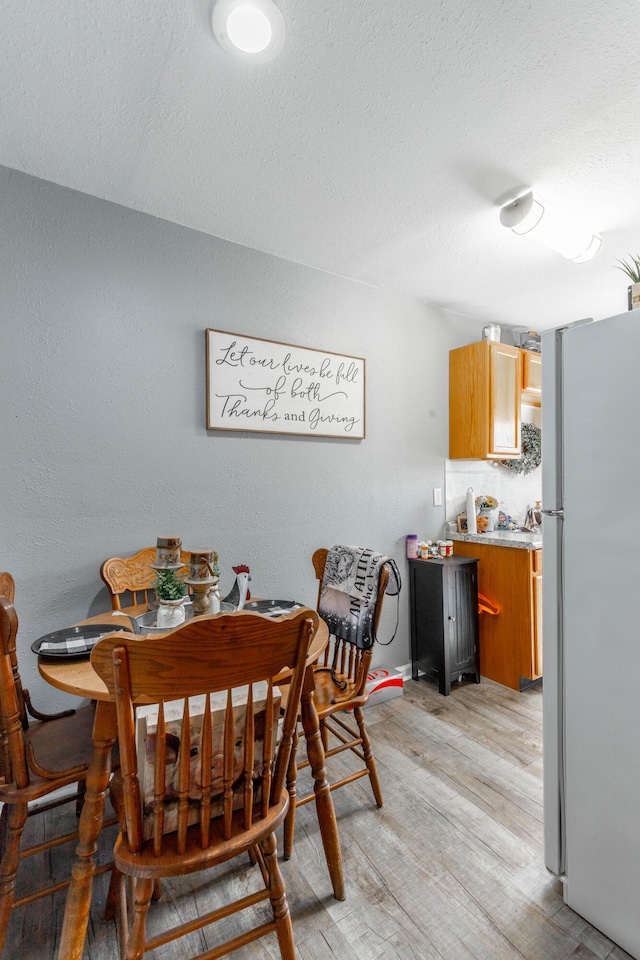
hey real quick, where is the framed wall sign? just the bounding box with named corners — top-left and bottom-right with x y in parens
top-left (206, 329), bottom-right (366, 439)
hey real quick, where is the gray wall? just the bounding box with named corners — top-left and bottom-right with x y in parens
top-left (0, 165), bottom-right (481, 707)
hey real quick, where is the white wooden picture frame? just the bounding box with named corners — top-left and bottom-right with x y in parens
top-left (205, 329), bottom-right (366, 439)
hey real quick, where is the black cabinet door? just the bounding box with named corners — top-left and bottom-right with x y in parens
top-left (410, 557), bottom-right (479, 695)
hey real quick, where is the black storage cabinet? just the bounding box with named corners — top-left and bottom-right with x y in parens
top-left (409, 557), bottom-right (480, 695)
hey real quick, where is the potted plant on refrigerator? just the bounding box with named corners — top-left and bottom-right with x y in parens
top-left (615, 254), bottom-right (640, 310)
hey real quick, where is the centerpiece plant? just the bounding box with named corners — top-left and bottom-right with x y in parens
top-left (153, 567), bottom-right (187, 601)
top-left (153, 567), bottom-right (188, 628)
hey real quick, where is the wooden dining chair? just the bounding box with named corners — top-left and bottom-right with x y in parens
top-left (91, 608), bottom-right (316, 960)
top-left (100, 547), bottom-right (190, 610)
top-left (0, 574), bottom-right (78, 749)
top-left (0, 593), bottom-right (114, 956)
top-left (0, 573), bottom-right (15, 786)
top-left (283, 547), bottom-right (390, 861)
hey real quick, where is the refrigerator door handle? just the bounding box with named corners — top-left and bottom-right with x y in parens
top-left (542, 324), bottom-right (569, 879)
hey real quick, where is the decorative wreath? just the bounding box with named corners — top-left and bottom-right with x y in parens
top-left (500, 422), bottom-right (541, 475)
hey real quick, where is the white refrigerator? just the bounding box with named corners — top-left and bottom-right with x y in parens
top-left (542, 313), bottom-right (640, 959)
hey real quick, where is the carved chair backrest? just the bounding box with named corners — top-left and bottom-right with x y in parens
top-left (91, 609), bottom-right (315, 856)
top-left (312, 548), bottom-right (390, 698)
top-left (0, 574), bottom-right (17, 782)
top-left (0, 572), bottom-right (15, 605)
top-left (100, 548), bottom-right (190, 610)
top-left (0, 572), bottom-right (22, 718)
top-left (0, 596), bottom-right (30, 789)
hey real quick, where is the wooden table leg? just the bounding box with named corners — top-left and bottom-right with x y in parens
top-left (57, 701), bottom-right (117, 960)
top-left (299, 665), bottom-right (345, 901)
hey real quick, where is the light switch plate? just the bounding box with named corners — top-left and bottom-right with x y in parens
top-left (433, 487), bottom-right (443, 506)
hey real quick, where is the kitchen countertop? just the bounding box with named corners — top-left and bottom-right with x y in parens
top-left (452, 530), bottom-right (542, 550)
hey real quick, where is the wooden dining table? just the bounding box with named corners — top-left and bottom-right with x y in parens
top-left (38, 603), bottom-right (345, 960)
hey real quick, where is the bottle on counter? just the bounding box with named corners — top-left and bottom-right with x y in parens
top-left (406, 534), bottom-right (418, 559)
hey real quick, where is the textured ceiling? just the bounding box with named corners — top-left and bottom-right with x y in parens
top-left (2, 0), bottom-right (640, 330)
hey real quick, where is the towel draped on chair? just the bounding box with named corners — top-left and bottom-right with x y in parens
top-left (318, 545), bottom-right (401, 649)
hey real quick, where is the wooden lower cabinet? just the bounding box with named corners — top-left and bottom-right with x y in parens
top-left (452, 541), bottom-right (542, 691)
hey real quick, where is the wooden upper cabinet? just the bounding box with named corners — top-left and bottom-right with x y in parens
top-left (449, 340), bottom-right (522, 459)
top-left (521, 349), bottom-right (542, 406)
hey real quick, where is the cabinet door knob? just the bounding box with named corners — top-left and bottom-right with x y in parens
top-left (448, 616), bottom-right (456, 621)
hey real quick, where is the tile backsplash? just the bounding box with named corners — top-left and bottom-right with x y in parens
top-left (444, 406), bottom-right (542, 532)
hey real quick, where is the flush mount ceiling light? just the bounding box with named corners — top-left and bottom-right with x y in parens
top-left (212, 0), bottom-right (285, 61)
top-left (500, 191), bottom-right (601, 263)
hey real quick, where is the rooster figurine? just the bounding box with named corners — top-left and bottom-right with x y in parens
top-left (223, 564), bottom-right (251, 611)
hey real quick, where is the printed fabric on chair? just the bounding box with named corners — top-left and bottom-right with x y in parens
top-left (91, 607), bottom-right (316, 960)
top-left (283, 545), bottom-right (401, 861)
top-left (0, 588), bottom-right (113, 957)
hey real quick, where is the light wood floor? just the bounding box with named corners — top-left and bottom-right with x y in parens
top-left (5, 677), bottom-right (633, 960)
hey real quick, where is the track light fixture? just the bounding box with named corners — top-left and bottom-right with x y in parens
top-left (500, 191), bottom-right (601, 263)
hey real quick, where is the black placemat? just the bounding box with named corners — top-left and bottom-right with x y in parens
top-left (243, 600), bottom-right (303, 617)
top-left (32, 623), bottom-right (129, 660)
